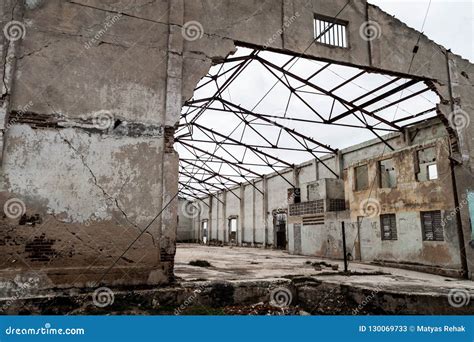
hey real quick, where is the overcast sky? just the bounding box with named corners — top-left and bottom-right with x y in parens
top-left (370, 0), bottom-right (473, 61)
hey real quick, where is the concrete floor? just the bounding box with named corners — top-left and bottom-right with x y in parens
top-left (175, 243), bottom-right (474, 296)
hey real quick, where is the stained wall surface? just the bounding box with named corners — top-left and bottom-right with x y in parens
top-left (190, 120), bottom-right (466, 277)
top-left (1, 0), bottom-right (473, 289)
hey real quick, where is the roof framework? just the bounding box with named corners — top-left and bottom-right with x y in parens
top-left (176, 47), bottom-right (439, 200)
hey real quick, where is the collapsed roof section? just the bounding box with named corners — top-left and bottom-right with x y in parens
top-left (176, 47), bottom-right (439, 200)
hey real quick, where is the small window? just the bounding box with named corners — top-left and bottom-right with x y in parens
top-left (355, 165), bottom-right (369, 191)
top-left (380, 214), bottom-right (397, 240)
top-left (288, 188), bottom-right (301, 204)
top-left (421, 211), bottom-right (444, 241)
top-left (427, 164), bottom-right (438, 180)
top-left (416, 147), bottom-right (437, 181)
top-left (379, 158), bottom-right (397, 188)
top-left (328, 199), bottom-right (346, 212)
top-left (314, 14), bottom-right (348, 48)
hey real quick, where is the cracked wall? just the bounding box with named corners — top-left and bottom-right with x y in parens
top-left (0, 0), bottom-right (473, 290)
top-left (180, 0), bottom-right (473, 279)
top-left (0, 0), bottom-right (189, 289)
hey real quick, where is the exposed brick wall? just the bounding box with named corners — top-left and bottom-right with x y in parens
top-left (24, 234), bottom-right (58, 262)
top-left (164, 126), bottom-right (175, 153)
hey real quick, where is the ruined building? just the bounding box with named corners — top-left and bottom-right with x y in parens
top-left (0, 0), bottom-right (473, 297)
top-left (184, 118), bottom-right (467, 277)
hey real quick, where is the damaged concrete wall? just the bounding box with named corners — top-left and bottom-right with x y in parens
top-left (346, 126), bottom-right (462, 275)
top-left (0, 0), bottom-right (191, 289)
top-left (191, 119), bottom-right (465, 276)
top-left (1, 0), bottom-right (473, 290)
top-left (181, 0), bottom-right (473, 278)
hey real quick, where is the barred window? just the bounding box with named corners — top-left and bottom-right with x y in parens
top-left (314, 14), bottom-right (348, 48)
top-left (328, 199), bottom-right (346, 212)
top-left (289, 200), bottom-right (324, 216)
top-left (421, 211), bottom-right (444, 241)
top-left (380, 214), bottom-right (397, 240)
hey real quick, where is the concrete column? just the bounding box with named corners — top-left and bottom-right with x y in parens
top-left (208, 196), bottom-right (213, 245)
top-left (252, 180), bottom-right (256, 246)
top-left (216, 193), bottom-right (220, 243)
top-left (445, 50), bottom-right (471, 279)
top-left (315, 158), bottom-right (319, 181)
top-left (403, 130), bottom-right (413, 147)
top-left (0, 1), bottom-right (21, 161)
top-left (222, 190), bottom-right (227, 244)
top-left (335, 151), bottom-right (344, 179)
top-left (196, 204), bottom-right (201, 243)
top-left (293, 167), bottom-right (300, 188)
top-left (239, 184), bottom-right (245, 246)
top-left (263, 175), bottom-right (269, 247)
top-left (157, 0), bottom-right (185, 270)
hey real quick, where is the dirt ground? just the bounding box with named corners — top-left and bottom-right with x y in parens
top-left (175, 243), bottom-right (474, 296)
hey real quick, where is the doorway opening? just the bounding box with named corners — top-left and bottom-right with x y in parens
top-left (274, 211), bottom-right (288, 250)
top-left (228, 217), bottom-right (237, 244)
top-left (201, 219), bottom-right (208, 244)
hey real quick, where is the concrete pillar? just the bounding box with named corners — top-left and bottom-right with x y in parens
top-left (445, 50), bottom-right (471, 279)
top-left (315, 158), bottom-right (319, 181)
top-left (208, 196), bottom-right (213, 245)
top-left (239, 184), bottom-right (245, 246)
top-left (263, 175), bottom-right (269, 247)
top-left (335, 151), bottom-right (344, 179)
top-left (216, 193), bottom-right (220, 243)
top-left (252, 180), bottom-right (256, 246)
top-left (196, 204), bottom-right (201, 243)
top-left (222, 190), bottom-right (227, 244)
top-left (293, 167), bottom-right (300, 188)
top-left (159, 0), bottom-right (185, 267)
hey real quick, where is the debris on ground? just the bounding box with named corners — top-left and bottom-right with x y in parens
top-left (223, 303), bottom-right (303, 315)
top-left (189, 260), bottom-right (212, 267)
top-left (309, 261), bottom-right (339, 271)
